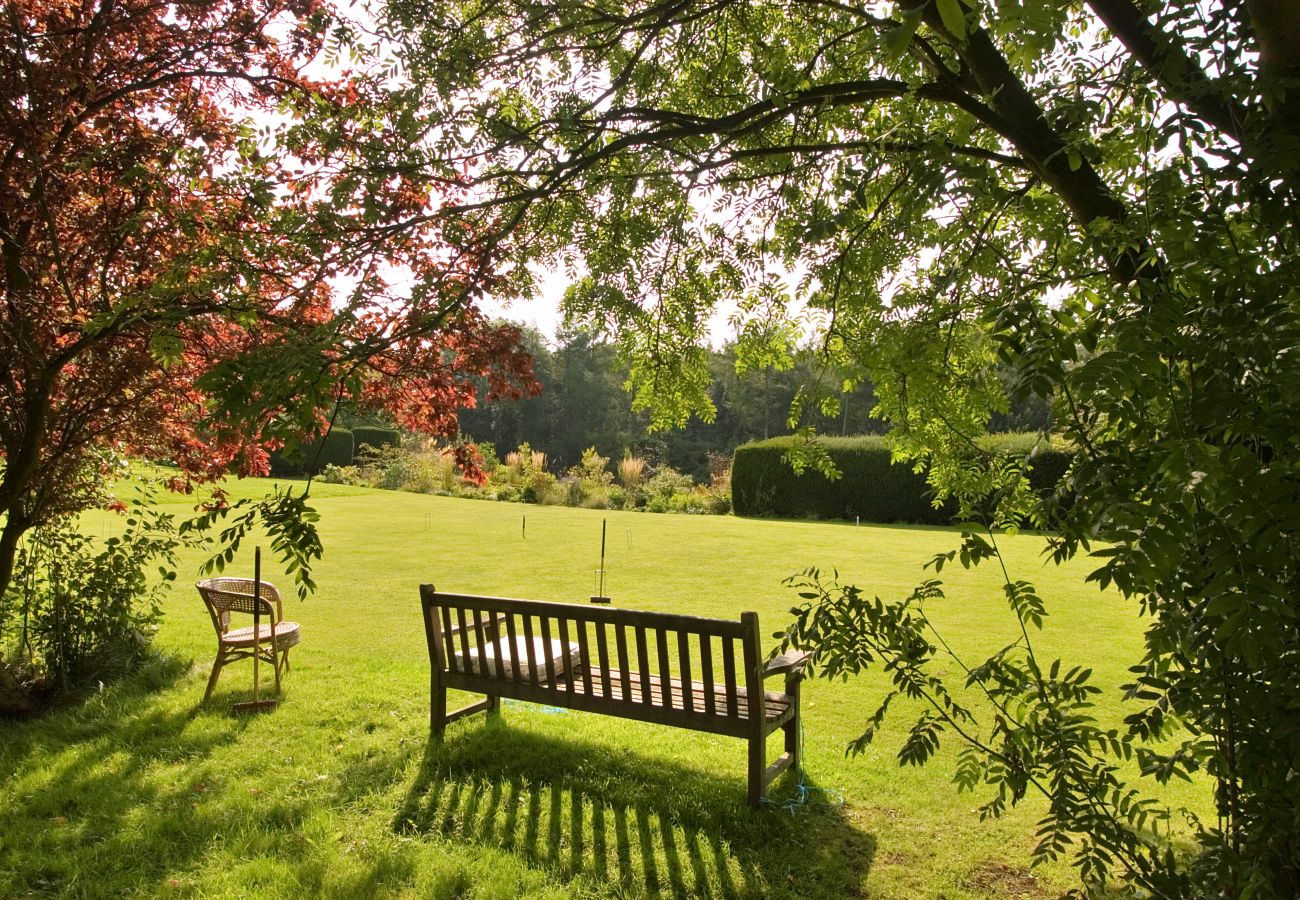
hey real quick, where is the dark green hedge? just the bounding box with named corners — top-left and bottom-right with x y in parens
top-left (731, 434), bottom-right (1073, 524)
top-left (270, 429), bottom-right (354, 476)
top-left (352, 426), bottom-right (401, 452)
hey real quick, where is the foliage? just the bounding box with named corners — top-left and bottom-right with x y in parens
top-left (780, 560), bottom-right (1186, 896)
top-left (348, 441), bottom-right (464, 494)
top-left (381, 0), bottom-right (1300, 892)
top-left (2, 501), bottom-right (185, 692)
top-left (317, 464), bottom-right (366, 487)
top-left (0, 0), bottom-right (538, 610)
top-left (272, 429), bottom-right (356, 476)
top-left (732, 434), bottom-right (1071, 523)
top-left (352, 427), bottom-right (402, 453)
top-left (617, 455), bottom-right (647, 492)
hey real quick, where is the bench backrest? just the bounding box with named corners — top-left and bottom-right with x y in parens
top-left (420, 585), bottom-right (765, 738)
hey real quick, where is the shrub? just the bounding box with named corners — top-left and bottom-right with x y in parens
top-left (474, 441), bottom-right (501, 474)
top-left (356, 443), bottom-right (410, 490)
top-left (273, 428), bottom-right (354, 475)
top-left (352, 426), bottom-right (401, 452)
top-left (731, 434), bottom-right (1072, 524)
top-left (636, 466), bottom-right (695, 509)
top-left (2, 505), bottom-right (182, 691)
top-left (318, 464), bottom-right (363, 485)
top-left (617, 454), bottom-right (646, 491)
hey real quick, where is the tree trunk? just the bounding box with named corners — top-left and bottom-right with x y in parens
top-left (0, 510), bottom-right (30, 610)
top-left (1249, 0), bottom-right (1300, 130)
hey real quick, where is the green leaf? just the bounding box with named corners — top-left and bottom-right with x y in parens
top-left (883, 5), bottom-right (926, 58)
top-left (936, 0), bottom-right (967, 39)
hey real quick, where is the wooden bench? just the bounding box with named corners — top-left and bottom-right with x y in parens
top-left (419, 585), bottom-right (809, 807)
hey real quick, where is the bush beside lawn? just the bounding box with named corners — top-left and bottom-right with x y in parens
top-left (731, 433), bottom-right (1074, 523)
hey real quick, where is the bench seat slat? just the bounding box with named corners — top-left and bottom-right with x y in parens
top-left (440, 669), bottom-right (794, 734)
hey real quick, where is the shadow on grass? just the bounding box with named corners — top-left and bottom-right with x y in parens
top-left (395, 714), bottom-right (875, 898)
top-left (0, 655), bottom-right (291, 894)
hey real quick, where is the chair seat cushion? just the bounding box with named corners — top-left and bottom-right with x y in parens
top-left (451, 636), bottom-right (580, 683)
top-left (222, 621), bottom-right (301, 649)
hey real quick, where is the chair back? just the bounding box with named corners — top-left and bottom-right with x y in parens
top-left (197, 577), bottom-right (280, 635)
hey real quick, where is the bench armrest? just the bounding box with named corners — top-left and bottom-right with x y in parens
top-left (763, 650), bottom-right (811, 678)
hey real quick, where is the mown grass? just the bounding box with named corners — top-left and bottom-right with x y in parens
top-left (0, 479), bottom-right (1211, 898)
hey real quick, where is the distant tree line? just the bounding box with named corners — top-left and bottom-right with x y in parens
top-left (456, 326), bottom-right (1050, 481)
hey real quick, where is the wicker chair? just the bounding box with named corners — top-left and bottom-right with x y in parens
top-left (196, 577), bottom-right (301, 702)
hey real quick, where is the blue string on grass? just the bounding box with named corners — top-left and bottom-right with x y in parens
top-left (761, 718), bottom-right (846, 814)
top-left (503, 698), bottom-right (568, 715)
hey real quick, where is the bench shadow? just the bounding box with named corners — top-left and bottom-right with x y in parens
top-left (395, 715), bottom-right (875, 898)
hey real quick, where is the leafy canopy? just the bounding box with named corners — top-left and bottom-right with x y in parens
top-left (0, 0), bottom-right (538, 602)
top-left (378, 0), bottom-right (1300, 894)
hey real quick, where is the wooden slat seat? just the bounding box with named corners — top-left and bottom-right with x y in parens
top-left (551, 669), bottom-right (793, 725)
top-left (420, 585), bottom-right (809, 807)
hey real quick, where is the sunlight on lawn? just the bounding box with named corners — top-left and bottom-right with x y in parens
top-left (0, 479), bottom-right (1212, 899)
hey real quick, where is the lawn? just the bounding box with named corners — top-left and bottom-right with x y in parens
top-left (0, 479), bottom-right (1210, 898)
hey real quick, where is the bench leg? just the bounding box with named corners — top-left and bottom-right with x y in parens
top-left (747, 732), bottom-right (765, 808)
top-left (785, 678), bottom-right (801, 775)
top-left (431, 681), bottom-right (448, 737)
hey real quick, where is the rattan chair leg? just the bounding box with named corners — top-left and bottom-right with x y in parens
top-left (204, 656), bottom-right (224, 703)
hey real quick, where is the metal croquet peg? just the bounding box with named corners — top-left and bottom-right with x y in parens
top-left (232, 547), bottom-right (279, 714)
top-left (590, 518), bottom-right (611, 604)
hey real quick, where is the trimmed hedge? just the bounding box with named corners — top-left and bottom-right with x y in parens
top-left (731, 434), bottom-right (1074, 524)
top-left (270, 428), bottom-right (354, 476)
top-left (352, 426), bottom-right (401, 452)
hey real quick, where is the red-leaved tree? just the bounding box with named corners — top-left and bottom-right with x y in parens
top-left (0, 0), bottom-right (537, 602)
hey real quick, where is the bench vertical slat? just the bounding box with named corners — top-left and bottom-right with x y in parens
top-left (699, 633), bottom-right (716, 716)
top-left (723, 637), bottom-right (739, 718)
top-left (742, 611), bottom-right (764, 807)
top-left (471, 609), bottom-right (488, 677)
top-left (615, 625), bottom-right (631, 702)
top-left (440, 606), bottom-right (457, 674)
top-left (455, 608), bottom-right (471, 672)
top-left (595, 621), bottom-right (613, 699)
top-left (504, 612), bottom-right (521, 682)
top-left (656, 627), bottom-right (673, 710)
top-left (677, 630), bottom-right (694, 712)
top-left (576, 620), bottom-right (594, 695)
top-left (521, 613), bottom-right (539, 686)
top-left (539, 616), bottom-right (557, 684)
top-left (559, 618), bottom-right (575, 696)
top-left (635, 626), bottom-right (652, 705)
